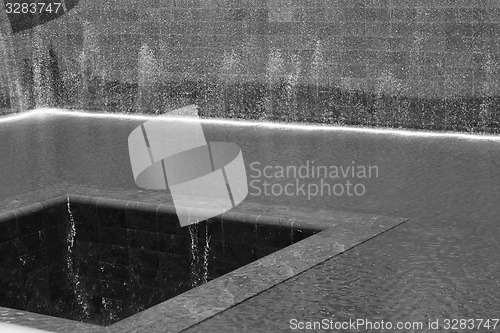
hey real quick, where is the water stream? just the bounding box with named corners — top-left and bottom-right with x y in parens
top-left (65, 196), bottom-right (90, 319)
top-left (0, 26), bottom-right (23, 112)
top-left (188, 221), bottom-right (211, 287)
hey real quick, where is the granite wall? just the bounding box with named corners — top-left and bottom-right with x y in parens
top-left (2, 0), bottom-right (500, 130)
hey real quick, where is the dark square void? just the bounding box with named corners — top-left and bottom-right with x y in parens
top-left (0, 200), bottom-right (316, 326)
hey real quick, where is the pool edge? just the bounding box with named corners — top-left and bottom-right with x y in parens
top-left (0, 191), bottom-right (408, 333)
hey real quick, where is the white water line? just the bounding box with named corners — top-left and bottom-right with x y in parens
top-left (12, 108), bottom-right (500, 142)
top-left (0, 323), bottom-right (53, 333)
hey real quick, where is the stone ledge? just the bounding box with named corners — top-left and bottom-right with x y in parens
top-left (0, 183), bottom-right (407, 333)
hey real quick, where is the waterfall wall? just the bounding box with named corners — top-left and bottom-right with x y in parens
top-left (2, 0), bottom-right (500, 130)
top-left (0, 3), bottom-right (24, 112)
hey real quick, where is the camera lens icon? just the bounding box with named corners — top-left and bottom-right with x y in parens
top-left (128, 105), bottom-right (248, 227)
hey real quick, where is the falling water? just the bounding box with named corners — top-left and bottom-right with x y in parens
top-left (374, 69), bottom-right (403, 127)
top-left (220, 49), bottom-right (241, 118)
top-left (138, 43), bottom-right (159, 113)
top-left (311, 39), bottom-right (323, 120)
top-left (0, 33), bottom-right (10, 109)
top-left (101, 297), bottom-right (116, 324)
top-left (66, 196), bottom-right (90, 319)
top-left (188, 223), bottom-right (200, 287)
top-left (32, 28), bottom-right (55, 108)
top-left (188, 220), bottom-right (211, 287)
top-left (479, 53), bottom-right (495, 131)
top-left (265, 48), bottom-right (284, 119)
top-left (0, 28), bottom-right (24, 112)
top-left (79, 21), bottom-right (102, 109)
top-left (286, 53), bottom-right (301, 122)
top-left (201, 223), bottom-right (211, 283)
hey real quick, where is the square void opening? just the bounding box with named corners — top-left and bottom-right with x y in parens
top-left (0, 200), bottom-right (317, 326)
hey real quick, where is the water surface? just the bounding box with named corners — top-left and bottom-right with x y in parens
top-left (1, 112), bottom-right (499, 332)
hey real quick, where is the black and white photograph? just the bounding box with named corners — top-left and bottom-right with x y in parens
top-left (0, 0), bottom-right (499, 332)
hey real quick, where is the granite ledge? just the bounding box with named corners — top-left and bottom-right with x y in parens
top-left (0, 183), bottom-right (409, 333)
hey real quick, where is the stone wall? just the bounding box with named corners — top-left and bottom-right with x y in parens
top-left (2, 0), bottom-right (500, 130)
